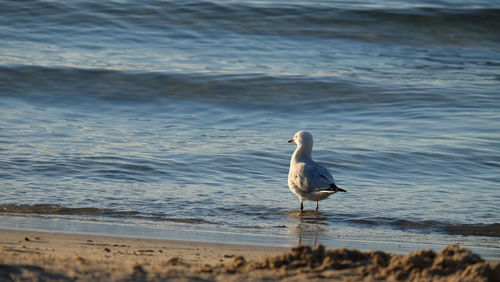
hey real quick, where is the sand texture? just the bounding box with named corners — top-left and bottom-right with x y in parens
top-left (0, 229), bottom-right (498, 281)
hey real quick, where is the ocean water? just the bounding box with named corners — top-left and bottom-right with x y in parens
top-left (1, 0), bottom-right (499, 258)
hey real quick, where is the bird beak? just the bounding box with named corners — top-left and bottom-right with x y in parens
top-left (288, 138), bottom-right (294, 143)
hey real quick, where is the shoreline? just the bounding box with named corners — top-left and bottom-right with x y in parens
top-left (2, 214), bottom-right (499, 261)
top-left (1, 228), bottom-right (498, 281)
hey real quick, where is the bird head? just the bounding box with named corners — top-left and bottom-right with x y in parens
top-left (288, 131), bottom-right (313, 148)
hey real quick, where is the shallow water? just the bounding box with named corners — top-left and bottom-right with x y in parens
top-left (1, 0), bottom-right (499, 258)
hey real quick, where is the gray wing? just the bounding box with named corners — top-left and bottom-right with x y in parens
top-left (313, 162), bottom-right (335, 186)
top-left (289, 161), bottom-right (335, 192)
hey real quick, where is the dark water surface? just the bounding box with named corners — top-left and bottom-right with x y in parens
top-left (1, 0), bottom-right (499, 258)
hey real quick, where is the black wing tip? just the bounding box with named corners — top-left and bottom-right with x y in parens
top-left (331, 183), bottom-right (347, 192)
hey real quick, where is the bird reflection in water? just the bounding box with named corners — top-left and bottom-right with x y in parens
top-left (287, 210), bottom-right (330, 247)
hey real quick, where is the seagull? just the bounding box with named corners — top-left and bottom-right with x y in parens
top-left (288, 131), bottom-right (346, 211)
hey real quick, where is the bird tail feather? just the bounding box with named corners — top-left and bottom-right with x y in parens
top-left (330, 183), bottom-right (347, 192)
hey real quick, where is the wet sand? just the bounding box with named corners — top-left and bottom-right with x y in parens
top-left (0, 228), bottom-right (498, 281)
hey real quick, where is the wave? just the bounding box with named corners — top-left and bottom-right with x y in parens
top-left (349, 217), bottom-right (500, 238)
top-left (0, 204), bottom-right (213, 225)
top-left (3, 204), bottom-right (498, 237)
top-left (0, 204), bottom-right (138, 216)
top-left (1, 1), bottom-right (498, 46)
top-left (0, 155), bottom-right (168, 183)
top-left (0, 65), bottom-right (463, 109)
top-left (284, 210), bottom-right (500, 238)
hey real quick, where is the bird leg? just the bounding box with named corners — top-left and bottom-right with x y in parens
top-left (300, 201), bottom-right (304, 211)
top-left (316, 201), bottom-right (319, 211)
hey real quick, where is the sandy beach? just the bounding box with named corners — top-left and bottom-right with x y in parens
top-left (0, 228), bottom-right (498, 281)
